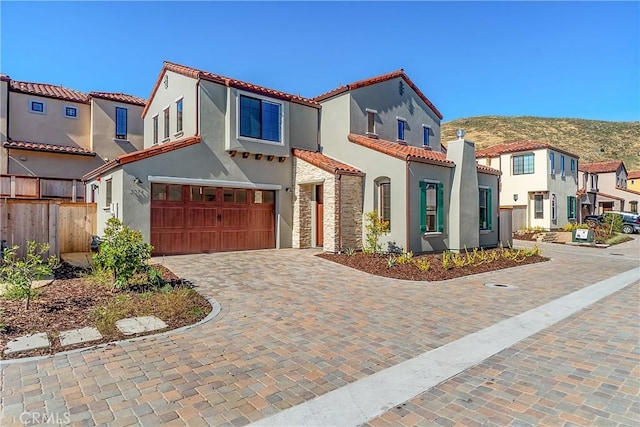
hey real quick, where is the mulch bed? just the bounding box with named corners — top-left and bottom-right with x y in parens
top-left (0, 263), bottom-right (211, 360)
top-left (317, 250), bottom-right (548, 281)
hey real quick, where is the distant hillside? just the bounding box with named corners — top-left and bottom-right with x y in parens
top-left (441, 116), bottom-right (640, 170)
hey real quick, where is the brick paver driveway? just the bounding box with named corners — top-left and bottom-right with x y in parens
top-left (1, 238), bottom-right (638, 426)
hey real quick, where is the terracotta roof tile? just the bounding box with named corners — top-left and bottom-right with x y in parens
top-left (83, 135), bottom-right (201, 181)
top-left (596, 191), bottom-right (625, 201)
top-left (90, 91), bottom-right (146, 106)
top-left (476, 163), bottom-right (502, 176)
top-left (9, 79), bottom-right (89, 104)
top-left (292, 148), bottom-right (364, 176)
top-left (576, 189), bottom-right (586, 197)
top-left (313, 70), bottom-right (443, 120)
top-left (475, 140), bottom-right (579, 159)
top-left (0, 74), bottom-right (10, 82)
top-left (578, 161), bottom-right (624, 174)
top-left (142, 61), bottom-right (320, 118)
top-left (3, 140), bottom-right (95, 156)
top-left (348, 134), bottom-right (454, 167)
top-left (628, 170), bottom-right (640, 180)
top-left (616, 186), bottom-right (640, 196)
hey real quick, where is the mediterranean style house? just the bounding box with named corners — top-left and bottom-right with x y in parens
top-left (628, 170), bottom-right (640, 194)
top-left (476, 141), bottom-right (579, 231)
top-left (0, 73), bottom-right (144, 198)
top-left (83, 61), bottom-right (501, 255)
top-left (578, 161), bottom-right (640, 215)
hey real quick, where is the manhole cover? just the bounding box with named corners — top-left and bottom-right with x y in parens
top-left (484, 283), bottom-right (517, 289)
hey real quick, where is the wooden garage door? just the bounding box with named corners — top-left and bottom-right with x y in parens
top-left (151, 184), bottom-right (275, 255)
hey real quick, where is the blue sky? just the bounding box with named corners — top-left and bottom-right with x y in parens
top-left (1, 1), bottom-right (638, 122)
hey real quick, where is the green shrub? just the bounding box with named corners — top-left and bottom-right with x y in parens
top-left (93, 218), bottom-right (154, 289)
top-left (386, 256), bottom-right (397, 268)
top-left (363, 210), bottom-right (390, 255)
top-left (344, 247), bottom-right (356, 256)
top-left (603, 213), bottom-right (623, 234)
top-left (0, 241), bottom-right (59, 309)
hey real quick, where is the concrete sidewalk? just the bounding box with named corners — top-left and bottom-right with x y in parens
top-left (1, 238), bottom-right (638, 426)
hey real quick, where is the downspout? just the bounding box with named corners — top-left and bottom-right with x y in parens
top-left (405, 160), bottom-right (411, 253)
top-left (195, 78), bottom-right (200, 136)
top-left (317, 107), bottom-right (322, 152)
top-left (496, 174), bottom-right (501, 247)
top-left (336, 172), bottom-right (342, 253)
top-left (5, 82), bottom-right (10, 173)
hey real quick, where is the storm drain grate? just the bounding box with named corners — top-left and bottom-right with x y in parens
top-left (484, 283), bottom-right (517, 289)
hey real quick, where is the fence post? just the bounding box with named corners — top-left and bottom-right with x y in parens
top-left (72, 180), bottom-right (77, 202)
top-left (49, 202), bottom-right (59, 256)
top-left (10, 175), bottom-right (16, 198)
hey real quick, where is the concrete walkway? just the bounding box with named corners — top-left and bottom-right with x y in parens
top-left (1, 238), bottom-right (638, 426)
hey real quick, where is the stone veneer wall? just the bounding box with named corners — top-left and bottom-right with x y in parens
top-left (338, 174), bottom-right (363, 251)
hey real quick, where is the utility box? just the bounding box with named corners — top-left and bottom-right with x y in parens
top-left (572, 228), bottom-right (595, 243)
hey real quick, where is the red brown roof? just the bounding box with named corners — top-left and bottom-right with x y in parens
top-left (292, 148), bottom-right (364, 176)
top-left (596, 191), bottom-right (625, 201)
top-left (3, 140), bottom-right (95, 156)
top-left (90, 91), bottom-right (146, 106)
top-left (142, 61), bottom-right (320, 118)
top-left (9, 79), bottom-right (90, 104)
top-left (616, 186), bottom-right (640, 196)
top-left (476, 163), bottom-right (502, 176)
top-left (83, 135), bottom-right (201, 181)
top-left (313, 70), bottom-right (443, 120)
top-left (628, 170), bottom-right (640, 180)
top-left (348, 134), bottom-right (454, 167)
top-left (578, 161), bottom-right (624, 174)
top-left (475, 140), bottom-right (578, 159)
top-left (0, 74), bottom-right (10, 82)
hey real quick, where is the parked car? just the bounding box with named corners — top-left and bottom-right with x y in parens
top-left (584, 212), bottom-right (640, 234)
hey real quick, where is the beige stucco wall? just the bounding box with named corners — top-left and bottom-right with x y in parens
top-left (8, 92), bottom-right (91, 148)
top-left (91, 98), bottom-right (144, 161)
top-left (0, 79), bottom-right (8, 174)
top-left (478, 172), bottom-right (500, 247)
top-left (143, 70), bottom-right (197, 148)
top-left (8, 150), bottom-right (104, 180)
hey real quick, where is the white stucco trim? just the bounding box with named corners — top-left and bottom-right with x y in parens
top-left (147, 176), bottom-right (282, 190)
top-left (297, 178), bottom-right (325, 185)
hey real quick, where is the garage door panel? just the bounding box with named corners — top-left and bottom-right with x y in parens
top-left (151, 232), bottom-right (184, 255)
top-left (189, 231), bottom-right (219, 253)
top-left (221, 208), bottom-right (249, 228)
top-left (187, 207), bottom-right (218, 228)
top-left (152, 206), bottom-right (184, 229)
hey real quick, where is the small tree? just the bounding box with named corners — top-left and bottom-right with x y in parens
top-left (603, 213), bottom-right (623, 234)
top-left (93, 218), bottom-right (153, 289)
top-left (0, 241), bottom-right (59, 310)
top-left (363, 210), bottom-right (390, 255)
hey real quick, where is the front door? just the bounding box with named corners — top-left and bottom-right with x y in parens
top-left (315, 184), bottom-right (323, 247)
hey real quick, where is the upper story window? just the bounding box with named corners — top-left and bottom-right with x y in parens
top-left (549, 152), bottom-right (555, 175)
top-left (29, 100), bottom-right (46, 114)
top-left (176, 98), bottom-right (183, 133)
top-left (513, 153), bottom-right (534, 175)
top-left (420, 181), bottom-right (444, 233)
top-left (571, 158), bottom-right (576, 172)
top-left (64, 106), bottom-right (78, 119)
top-left (152, 115), bottom-right (159, 144)
top-left (239, 95), bottom-right (282, 143)
top-left (163, 107), bottom-right (170, 139)
top-left (479, 187), bottom-right (492, 231)
top-left (590, 174), bottom-right (598, 190)
top-left (397, 118), bottom-right (406, 141)
top-left (560, 155), bottom-right (565, 177)
top-left (423, 125), bottom-right (431, 147)
top-left (115, 107), bottom-right (127, 139)
top-left (366, 109), bottom-right (377, 135)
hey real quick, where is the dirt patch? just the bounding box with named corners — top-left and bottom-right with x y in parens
top-left (317, 250), bottom-right (548, 281)
top-left (0, 263), bottom-right (211, 360)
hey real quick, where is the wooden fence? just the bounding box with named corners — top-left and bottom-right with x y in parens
top-left (0, 200), bottom-right (96, 257)
top-left (0, 175), bottom-right (85, 201)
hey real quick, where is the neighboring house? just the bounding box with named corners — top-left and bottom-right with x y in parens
top-left (84, 62), bottom-right (501, 255)
top-left (628, 170), bottom-right (640, 194)
top-left (0, 74), bottom-right (145, 191)
top-left (476, 141), bottom-right (579, 231)
top-left (578, 161), bottom-right (640, 215)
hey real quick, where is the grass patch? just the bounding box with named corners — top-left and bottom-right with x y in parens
top-left (605, 233), bottom-right (633, 246)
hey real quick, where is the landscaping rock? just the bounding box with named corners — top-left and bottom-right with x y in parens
top-left (4, 333), bottom-right (50, 355)
top-left (115, 316), bottom-right (168, 336)
top-left (59, 327), bottom-right (103, 347)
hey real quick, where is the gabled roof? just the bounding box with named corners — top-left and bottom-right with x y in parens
top-left (292, 148), bottom-right (364, 176)
top-left (616, 186), bottom-right (640, 196)
top-left (476, 163), bottom-right (502, 176)
top-left (475, 140), bottom-right (578, 159)
top-left (578, 160), bottom-right (625, 174)
top-left (3, 140), bottom-right (96, 156)
top-left (628, 170), bottom-right (640, 180)
top-left (142, 61), bottom-right (320, 118)
top-left (9, 79), bottom-right (90, 104)
top-left (313, 70), bottom-right (443, 120)
top-left (83, 135), bottom-right (201, 181)
top-left (596, 191), bottom-right (625, 201)
top-left (347, 134), bottom-right (454, 167)
top-left (89, 91), bottom-right (146, 106)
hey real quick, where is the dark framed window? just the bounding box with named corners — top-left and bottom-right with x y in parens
top-left (151, 184), bottom-right (182, 201)
top-left (423, 127), bottom-right (430, 146)
top-left (534, 194), bottom-right (544, 219)
top-left (30, 100), bottom-right (45, 113)
top-left (64, 106), bottom-right (77, 118)
top-left (397, 119), bottom-right (405, 141)
top-left (551, 193), bottom-right (557, 221)
top-left (420, 181), bottom-right (444, 233)
top-left (479, 188), bottom-right (492, 230)
top-left (567, 196), bottom-right (577, 220)
top-left (560, 155), bottom-right (565, 177)
top-left (176, 99), bottom-right (183, 132)
top-left (630, 201), bottom-right (638, 214)
top-left (571, 158), bottom-right (576, 172)
top-left (513, 153), bottom-right (534, 175)
top-left (163, 108), bottom-right (170, 139)
top-left (378, 181), bottom-right (391, 229)
top-left (152, 115), bottom-right (158, 144)
top-left (105, 180), bottom-right (112, 206)
top-left (115, 107), bottom-right (127, 139)
top-left (239, 95), bottom-right (281, 142)
top-left (549, 152), bottom-right (555, 175)
top-left (367, 111), bottom-right (376, 134)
